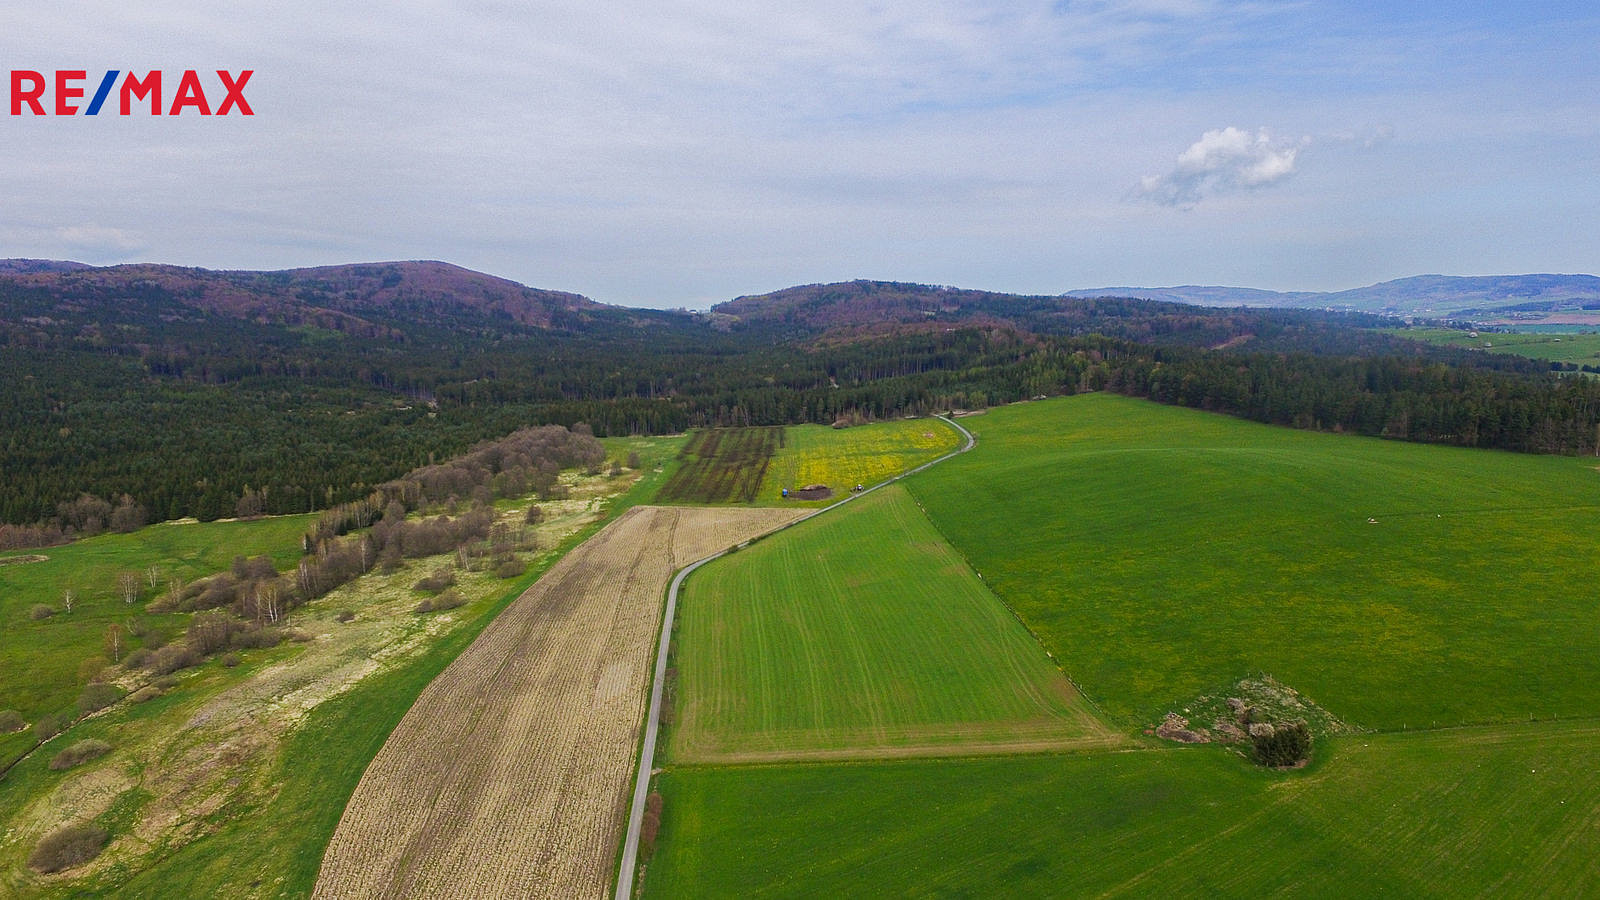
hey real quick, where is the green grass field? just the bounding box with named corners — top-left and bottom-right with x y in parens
top-left (1400, 326), bottom-right (1600, 366)
top-left (908, 393), bottom-right (1600, 730)
top-left (668, 485), bottom-right (1117, 762)
top-left (645, 719), bottom-right (1600, 897)
top-left (0, 515), bottom-right (316, 764)
top-left (756, 418), bottom-right (961, 505)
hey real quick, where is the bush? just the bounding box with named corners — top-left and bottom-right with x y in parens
top-left (76, 683), bottom-right (122, 717)
top-left (148, 643), bottom-right (202, 675)
top-left (33, 710), bottom-right (73, 742)
top-left (30, 604), bottom-right (55, 620)
top-left (220, 652), bottom-right (240, 668)
top-left (79, 656), bottom-right (113, 684)
top-left (641, 791), bottom-right (664, 856)
top-left (27, 823), bottom-right (109, 873)
top-left (1251, 719), bottom-right (1312, 767)
top-left (152, 675), bottom-right (180, 691)
top-left (230, 626), bottom-right (282, 650)
top-left (0, 709), bottom-right (25, 732)
top-left (122, 647), bottom-right (151, 669)
top-left (336, 609), bottom-right (356, 623)
top-left (494, 559), bottom-right (526, 579)
top-left (524, 504), bottom-right (543, 525)
top-left (127, 686), bottom-right (162, 704)
top-left (413, 570), bottom-right (456, 592)
top-left (417, 589), bottom-right (465, 614)
top-left (49, 739), bottom-right (112, 771)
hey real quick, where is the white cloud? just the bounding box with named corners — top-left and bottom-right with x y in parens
top-left (1137, 126), bottom-right (1304, 207)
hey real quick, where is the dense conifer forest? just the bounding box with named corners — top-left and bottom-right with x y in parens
top-left (4, 264), bottom-right (1598, 542)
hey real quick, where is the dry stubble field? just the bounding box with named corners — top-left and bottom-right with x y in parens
top-left (313, 505), bottom-right (801, 900)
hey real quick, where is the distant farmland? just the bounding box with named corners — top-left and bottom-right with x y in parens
top-left (656, 427), bottom-right (784, 504)
top-left (668, 484), bottom-right (1119, 763)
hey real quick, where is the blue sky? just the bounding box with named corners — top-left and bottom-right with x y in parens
top-left (3, 1), bottom-right (1596, 307)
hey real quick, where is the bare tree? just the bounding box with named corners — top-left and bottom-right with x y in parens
top-left (117, 571), bottom-right (140, 604)
top-left (146, 565), bottom-right (161, 589)
top-left (259, 582), bottom-right (282, 624)
top-left (62, 588), bottom-right (76, 614)
top-left (103, 624), bottom-right (126, 663)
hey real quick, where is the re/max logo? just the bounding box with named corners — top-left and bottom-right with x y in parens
top-left (8, 70), bottom-right (253, 116)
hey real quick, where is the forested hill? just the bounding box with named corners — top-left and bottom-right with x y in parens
top-left (4, 261), bottom-right (1600, 536)
top-left (0, 260), bottom-right (610, 338)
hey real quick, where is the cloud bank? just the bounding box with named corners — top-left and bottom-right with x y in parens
top-left (1137, 126), bottom-right (1303, 207)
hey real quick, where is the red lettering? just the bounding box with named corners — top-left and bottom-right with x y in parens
top-left (10, 70), bottom-right (45, 115)
top-left (215, 69), bottom-right (253, 115)
top-left (167, 69), bottom-right (210, 116)
top-left (54, 69), bottom-right (86, 115)
top-left (121, 71), bottom-right (161, 115)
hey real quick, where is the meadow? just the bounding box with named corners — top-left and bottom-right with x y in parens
top-left (1400, 326), bottom-right (1600, 366)
top-left (667, 484), bottom-right (1117, 763)
top-left (0, 515), bottom-right (315, 770)
top-left (908, 393), bottom-right (1600, 730)
top-left (645, 719), bottom-right (1600, 897)
top-left (0, 449), bottom-right (683, 898)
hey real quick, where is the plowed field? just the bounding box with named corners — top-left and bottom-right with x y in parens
top-left (313, 505), bottom-right (801, 900)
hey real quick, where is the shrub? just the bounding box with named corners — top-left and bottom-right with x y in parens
top-left (79, 656), bottom-right (113, 684)
top-left (1251, 719), bottom-right (1312, 767)
top-left (148, 643), bottom-right (202, 675)
top-left (27, 823), bottom-right (108, 873)
top-left (30, 604), bottom-right (55, 620)
top-left (153, 675), bottom-right (180, 691)
top-left (413, 570), bottom-right (456, 592)
top-left (230, 626), bottom-right (282, 650)
top-left (0, 709), bottom-right (25, 732)
top-left (127, 686), bottom-right (161, 704)
top-left (524, 504), bottom-right (543, 525)
top-left (417, 589), bottom-right (465, 615)
top-left (641, 791), bottom-right (664, 856)
top-left (220, 652), bottom-right (240, 668)
top-left (122, 647), bottom-right (151, 669)
top-left (49, 739), bottom-right (112, 771)
top-left (76, 683), bottom-right (122, 717)
top-left (33, 710), bottom-right (73, 742)
top-left (494, 559), bottom-right (526, 579)
top-left (336, 609), bottom-right (356, 623)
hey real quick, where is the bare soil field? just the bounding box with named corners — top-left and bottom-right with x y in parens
top-left (313, 505), bottom-right (800, 900)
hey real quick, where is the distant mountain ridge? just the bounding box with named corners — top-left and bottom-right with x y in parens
top-left (1064, 274), bottom-right (1600, 316)
top-left (0, 259), bottom-right (603, 337)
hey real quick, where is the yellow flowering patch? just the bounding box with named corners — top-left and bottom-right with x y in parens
top-left (757, 418), bottom-right (961, 503)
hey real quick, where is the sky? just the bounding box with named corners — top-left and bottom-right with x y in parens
top-left (3, 1), bottom-right (1597, 308)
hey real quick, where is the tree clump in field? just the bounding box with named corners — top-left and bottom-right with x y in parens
top-left (1250, 720), bottom-right (1312, 768)
top-left (49, 738), bottom-right (112, 771)
top-left (27, 823), bottom-right (109, 873)
top-left (0, 709), bottom-right (25, 732)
